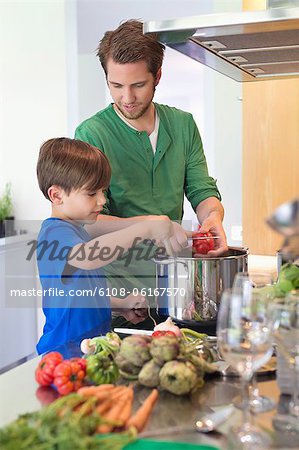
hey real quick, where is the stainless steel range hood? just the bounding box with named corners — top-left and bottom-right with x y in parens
top-left (144, 8), bottom-right (299, 82)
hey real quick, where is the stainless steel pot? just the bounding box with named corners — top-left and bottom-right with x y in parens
top-left (153, 247), bottom-right (248, 321)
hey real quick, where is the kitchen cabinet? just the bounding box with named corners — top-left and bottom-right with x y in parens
top-left (0, 234), bottom-right (38, 372)
top-left (242, 0), bottom-right (299, 255)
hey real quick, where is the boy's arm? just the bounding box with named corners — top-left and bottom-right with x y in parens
top-left (85, 214), bottom-right (158, 237)
top-left (86, 215), bottom-right (192, 254)
top-left (67, 217), bottom-right (173, 270)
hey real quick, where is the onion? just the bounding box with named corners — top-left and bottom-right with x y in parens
top-left (153, 317), bottom-right (182, 337)
top-left (80, 338), bottom-right (96, 355)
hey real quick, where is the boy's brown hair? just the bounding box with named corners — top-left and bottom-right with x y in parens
top-left (97, 19), bottom-right (165, 77)
top-left (37, 138), bottom-right (111, 201)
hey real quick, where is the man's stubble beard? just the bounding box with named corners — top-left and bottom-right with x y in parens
top-left (115, 99), bottom-right (152, 120)
top-left (114, 85), bottom-right (156, 121)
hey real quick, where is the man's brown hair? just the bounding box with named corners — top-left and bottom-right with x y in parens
top-left (97, 19), bottom-right (165, 77)
top-left (37, 138), bottom-right (111, 201)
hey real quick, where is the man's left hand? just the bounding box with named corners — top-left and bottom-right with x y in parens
top-left (199, 214), bottom-right (228, 256)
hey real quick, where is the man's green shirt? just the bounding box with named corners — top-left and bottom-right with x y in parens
top-left (75, 103), bottom-right (220, 221)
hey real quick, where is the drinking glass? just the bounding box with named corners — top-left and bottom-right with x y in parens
top-left (217, 288), bottom-right (275, 448)
top-left (270, 293), bottom-right (299, 433)
top-left (232, 272), bottom-right (276, 413)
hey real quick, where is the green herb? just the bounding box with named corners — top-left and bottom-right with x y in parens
top-left (259, 263), bottom-right (299, 298)
top-left (0, 393), bottom-right (136, 450)
top-left (0, 183), bottom-right (13, 221)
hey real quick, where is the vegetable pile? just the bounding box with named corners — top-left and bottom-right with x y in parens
top-left (0, 384), bottom-right (159, 449)
top-left (116, 330), bottom-right (216, 395)
top-left (35, 324), bottom-right (215, 399)
top-left (2, 322), bottom-right (217, 448)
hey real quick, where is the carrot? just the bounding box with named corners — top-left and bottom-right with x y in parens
top-left (77, 384), bottom-right (114, 396)
top-left (117, 387), bottom-right (134, 426)
top-left (96, 398), bottom-right (113, 415)
top-left (126, 389), bottom-right (159, 432)
top-left (97, 392), bottom-right (131, 434)
top-left (93, 391), bottom-right (112, 402)
top-left (109, 386), bottom-right (129, 401)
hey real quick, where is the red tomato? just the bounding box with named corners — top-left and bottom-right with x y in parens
top-left (53, 360), bottom-right (86, 395)
top-left (35, 352), bottom-right (64, 386)
top-left (192, 230), bottom-right (215, 255)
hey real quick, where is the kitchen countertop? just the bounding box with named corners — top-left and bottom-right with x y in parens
top-left (1, 341), bottom-right (298, 449)
top-left (248, 254), bottom-right (278, 281)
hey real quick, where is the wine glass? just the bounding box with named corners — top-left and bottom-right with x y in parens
top-left (217, 288), bottom-right (275, 448)
top-left (270, 293), bottom-right (299, 433)
top-left (232, 272), bottom-right (276, 413)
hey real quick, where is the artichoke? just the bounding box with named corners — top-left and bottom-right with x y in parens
top-left (150, 335), bottom-right (179, 365)
top-left (138, 359), bottom-right (161, 387)
top-left (115, 353), bottom-right (141, 379)
top-left (119, 336), bottom-right (151, 367)
top-left (159, 360), bottom-right (198, 395)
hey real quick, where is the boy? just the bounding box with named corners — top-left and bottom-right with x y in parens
top-left (36, 137), bottom-right (174, 354)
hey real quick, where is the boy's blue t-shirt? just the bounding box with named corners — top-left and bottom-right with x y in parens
top-left (36, 218), bottom-right (111, 354)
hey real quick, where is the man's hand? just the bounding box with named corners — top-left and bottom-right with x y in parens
top-left (199, 213), bottom-right (228, 256)
top-left (195, 197), bottom-right (228, 257)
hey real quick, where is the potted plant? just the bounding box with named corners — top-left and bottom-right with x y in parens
top-left (0, 183), bottom-right (14, 238)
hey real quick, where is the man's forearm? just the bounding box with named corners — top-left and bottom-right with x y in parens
top-left (195, 197), bottom-right (224, 224)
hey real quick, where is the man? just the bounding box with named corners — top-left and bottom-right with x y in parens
top-left (75, 20), bottom-right (227, 326)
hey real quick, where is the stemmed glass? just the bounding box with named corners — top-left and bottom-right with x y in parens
top-left (232, 272), bottom-right (276, 413)
top-left (217, 288), bottom-right (275, 448)
top-left (270, 293), bottom-right (299, 433)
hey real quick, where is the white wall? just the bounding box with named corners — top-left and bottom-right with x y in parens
top-left (0, 0), bottom-right (76, 224)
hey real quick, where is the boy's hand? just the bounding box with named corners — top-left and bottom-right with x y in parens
top-left (145, 215), bottom-right (174, 244)
top-left (125, 293), bottom-right (148, 310)
top-left (168, 221), bottom-right (193, 253)
top-left (111, 293), bottom-right (149, 324)
top-left (144, 216), bottom-right (193, 256)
